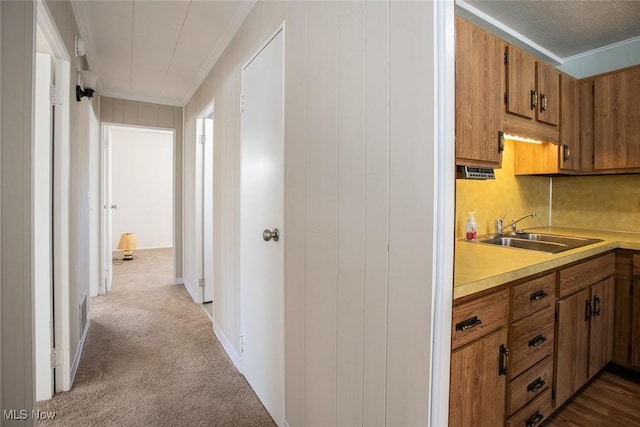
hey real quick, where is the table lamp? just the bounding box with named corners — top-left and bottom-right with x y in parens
top-left (117, 232), bottom-right (137, 261)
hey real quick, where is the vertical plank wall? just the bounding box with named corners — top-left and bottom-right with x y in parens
top-left (1, 1), bottom-right (35, 422)
top-left (183, 1), bottom-right (437, 425)
top-left (99, 96), bottom-right (184, 279)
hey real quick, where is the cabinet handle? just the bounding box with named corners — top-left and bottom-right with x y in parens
top-left (499, 344), bottom-right (509, 376)
top-left (525, 410), bottom-right (544, 427)
top-left (593, 295), bottom-right (601, 317)
top-left (585, 299), bottom-right (593, 321)
top-left (528, 334), bottom-right (548, 347)
top-left (455, 315), bottom-right (482, 332)
top-left (540, 94), bottom-right (547, 112)
top-left (530, 90), bottom-right (538, 110)
top-left (563, 144), bottom-right (571, 162)
top-left (527, 377), bottom-right (546, 393)
top-left (529, 290), bottom-right (548, 301)
top-left (498, 130), bottom-right (505, 153)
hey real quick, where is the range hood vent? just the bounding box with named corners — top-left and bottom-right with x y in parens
top-left (456, 166), bottom-right (495, 180)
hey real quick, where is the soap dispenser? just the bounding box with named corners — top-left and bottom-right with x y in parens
top-left (465, 212), bottom-right (477, 241)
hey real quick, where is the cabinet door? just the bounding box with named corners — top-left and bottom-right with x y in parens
top-left (450, 329), bottom-right (507, 427)
top-left (505, 45), bottom-right (536, 120)
top-left (593, 66), bottom-right (640, 170)
top-left (555, 288), bottom-right (590, 408)
top-left (559, 73), bottom-right (580, 172)
top-left (536, 61), bottom-right (560, 126)
top-left (632, 279), bottom-right (640, 367)
top-left (455, 17), bottom-right (504, 167)
top-left (588, 277), bottom-right (615, 378)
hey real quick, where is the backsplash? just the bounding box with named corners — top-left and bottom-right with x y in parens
top-left (456, 139), bottom-right (550, 238)
top-left (552, 174), bottom-right (640, 232)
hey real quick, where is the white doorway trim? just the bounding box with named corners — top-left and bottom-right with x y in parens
top-left (36, 0), bottom-right (73, 394)
top-left (430, 1), bottom-right (455, 426)
top-left (100, 123), bottom-right (177, 296)
top-left (193, 101), bottom-right (215, 307)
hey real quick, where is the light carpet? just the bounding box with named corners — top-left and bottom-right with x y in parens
top-left (38, 248), bottom-right (276, 427)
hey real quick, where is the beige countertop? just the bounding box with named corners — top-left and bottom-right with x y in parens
top-left (454, 226), bottom-right (640, 300)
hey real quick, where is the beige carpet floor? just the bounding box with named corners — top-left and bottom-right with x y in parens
top-left (38, 248), bottom-right (276, 427)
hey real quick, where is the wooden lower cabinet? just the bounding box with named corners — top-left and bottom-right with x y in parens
top-left (554, 276), bottom-right (615, 407)
top-left (554, 287), bottom-right (590, 407)
top-left (589, 277), bottom-right (615, 377)
top-left (613, 250), bottom-right (640, 370)
top-left (450, 329), bottom-right (508, 427)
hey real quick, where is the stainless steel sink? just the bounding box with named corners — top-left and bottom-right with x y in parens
top-left (478, 233), bottom-right (603, 254)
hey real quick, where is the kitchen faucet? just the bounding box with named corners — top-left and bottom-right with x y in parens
top-left (495, 212), bottom-right (536, 236)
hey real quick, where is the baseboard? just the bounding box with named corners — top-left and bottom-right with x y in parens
top-left (174, 277), bottom-right (184, 285)
top-left (183, 278), bottom-right (198, 302)
top-left (70, 318), bottom-right (90, 386)
top-left (283, 419), bottom-right (291, 427)
top-left (213, 321), bottom-right (242, 372)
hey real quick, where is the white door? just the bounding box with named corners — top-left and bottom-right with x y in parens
top-left (203, 116), bottom-right (214, 303)
top-left (240, 29), bottom-right (284, 426)
top-left (101, 126), bottom-right (114, 293)
top-left (34, 52), bottom-right (55, 401)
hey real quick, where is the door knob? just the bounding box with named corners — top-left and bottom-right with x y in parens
top-left (263, 228), bottom-right (279, 242)
top-left (111, 204), bottom-right (118, 210)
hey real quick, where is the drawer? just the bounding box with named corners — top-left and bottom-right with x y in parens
top-left (509, 305), bottom-right (555, 378)
top-left (506, 356), bottom-right (553, 417)
top-left (506, 388), bottom-right (552, 427)
top-left (559, 253), bottom-right (615, 298)
top-left (452, 289), bottom-right (509, 350)
top-left (511, 273), bottom-right (555, 322)
top-left (633, 254), bottom-right (640, 277)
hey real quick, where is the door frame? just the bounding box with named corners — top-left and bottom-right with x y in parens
top-left (194, 101), bottom-right (215, 306)
top-left (239, 24), bottom-right (285, 426)
top-left (100, 123), bottom-right (177, 296)
top-left (36, 0), bottom-right (73, 393)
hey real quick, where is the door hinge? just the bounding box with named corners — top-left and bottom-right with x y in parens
top-left (592, 84), bottom-right (595, 95)
top-left (551, 388), bottom-right (556, 400)
top-left (50, 350), bottom-right (57, 368)
top-left (554, 310), bottom-right (559, 324)
top-left (49, 85), bottom-right (63, 105)
top-left (504, 93), bottom-right (508, 104)
top-left (504, 52), bottom-right (509, 64)
top-left (592, 154), bottom-right (595, 165)
top-left (199, 134), bottom-right (206, 145)
top-left (240, 334), bottom-right (244, 353)
top-left (198, 278), bottom-right (205, 288)
top-left (240, 93), bottom-right (244, 113)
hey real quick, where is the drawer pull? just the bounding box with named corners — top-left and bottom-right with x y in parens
top-left (455, 316), bottom-right (482, 332)
top-left (528, 334), bottom-right (547, 347)
top-left (499, 344), bottom-right (509, 376)
top-left (526, 377), bottom-right (546, 393)
top-left (525, 410), bottom-right (544, 427)
top-left (529, 290), bottom-right (548, 301)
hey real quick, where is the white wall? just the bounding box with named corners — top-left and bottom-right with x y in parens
top-left (184, 1), bottom-right (443, 425)
top-left (110, 126), bottom-right (174, 250)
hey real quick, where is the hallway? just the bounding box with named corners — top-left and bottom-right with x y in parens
top-left (37, 249), bottom-right (275, 427)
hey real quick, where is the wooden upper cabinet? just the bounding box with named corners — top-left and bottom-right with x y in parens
top-left (505, 45), bottom-right (537, 120)
top-left (559, 73), bottom-right (580, 172)
top-left (536, 61), bottom-right (560, 126)
top-left (455, 17), bottom-right (504, 167)
top-left (593, 66), bottom-right (640, 171)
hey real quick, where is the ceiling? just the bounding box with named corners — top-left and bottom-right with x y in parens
top-left (71, 0), bottom-right (254, 107)
top-left (459, 0), bottom-right (640, 63)
top-left (70, 1), bottom-right (640, 107)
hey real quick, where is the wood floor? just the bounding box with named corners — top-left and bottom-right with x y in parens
top-left (543, 365), bottom-right (640, 426)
